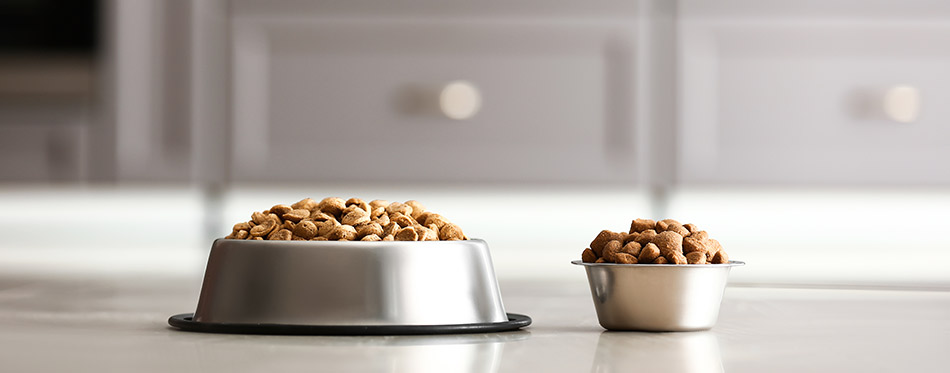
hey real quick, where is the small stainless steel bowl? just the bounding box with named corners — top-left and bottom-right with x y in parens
top-left (190, 238), bottom-right (511, 328)
top-left (572, 260), bottom-right (744, 332)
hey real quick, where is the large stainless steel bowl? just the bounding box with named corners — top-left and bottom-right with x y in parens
top-left (192, 238), bottom-right (509, 327)
top-left (573, 260), bottom-right (744, 331)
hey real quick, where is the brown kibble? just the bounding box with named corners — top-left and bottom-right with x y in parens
top-left (706, 238), bottom-right (723, 261)
top-left (310, 211), bottom-right (335, 222)
top-left (251, 211), bottom-right (268, 225)
top-left (341, 208), bottom-right (370, 226)
top-left (361, 234), bottom-right (382, 241)
top-left (345, 198), bottom-right (370, 213)
top-left (268, 229), bottom-right (292, 241)
top-left (582, 248), bottom-right (598, 263)
top-left (382, 234), bottom-right (395, 241)
top-left (316, 219), bottom-right (339, 237)
top-left (655, 219), bottom-right (681, 232)
top-left (405, 200), bottom-right (426, 220)
top-left (439, 223), bottom-right (465, 240)
top-left (233, 222), bottom-right (252, 232)
top-left (386, 202), bottom-right (413, 217)
top-left (291, 235), bottom-right (307, 241)
top-left (291, 198), bottom-right (318, 211)
top-left (590, 230), bottom-right (615, 257)
top-left (369, 199), bottom-right (390, 211)
top-left (311, 236), bottom-right (327, 241)
top-left (683, 236), bottom-right (707, 254)
top-left (603, 240), bottom-right (623, 262)
top-left (668, 251), bottom-right (688, 265)
top-left (634, 229), bottom-right (657, 246)
top-left (686, 251), bottom-right (707, 264)
top-left (595, 258), bottom-right (606, 263)
top-left (665, 223), bottom-right (690, 237)
top-left (614, 253), bottom-right (638, 264)
top-left (270, 204), bottom-right (293, 216)
top-left (691, 230), bottom-right (710, 242)
top-left (423, 213), bottom-right (450, 229)
top-left (638, 243), bottom-right (660, 263)
top-left (629, 218), bottom-right (656, 233)
top-left (251, 236), bottom-right (263, 240)
top-left (395, 226), bottom-right (419, 241)
top-left (653, 231), bottom-right (684, 258)
top-left (711, 247), bottom-right (729, 264)
top-left (327, 225), bottom-right (357, 241)
top-left (281, 220), bottom-right (295, 231)
top-left (684, 223), bottom-right (699, 234)
top-left (623, 232), bottom-right (640, 245)
top-left (318, 197), bottom-right (346, 217)
top-left (653, 256), bottom-right (669, 264)
top-left (235, 230), bottom-right (248, 239)
top-left (293, 220), bottom-right (318, 239)
top-left (390, 213), bottom-right (415, 228)
top-left (382, 222), bottom-right (401, 237)
top-left (249, 220), bottom-right (277, 237)
top-left (621, 241), bottom-right (642, 257)
top-left (283, 209), bottom-right (310, 222)
top-left (356, 222), bottom-right (383, 239)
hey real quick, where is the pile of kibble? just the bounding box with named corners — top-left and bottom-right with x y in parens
top-left (581, 219), bottom-right (729, 264)
top-left (225, 198), bottom-right (467, 241)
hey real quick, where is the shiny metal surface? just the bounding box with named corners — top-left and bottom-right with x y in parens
top-left (572, 260), bottom-right (745, 331)
top-left (194, 239), bottom-right (508, 326)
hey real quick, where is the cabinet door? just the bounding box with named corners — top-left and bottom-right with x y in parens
top-left (678, 1), bottom-right (950, 185)
top-left (228, 3), bottom-right (641, 183)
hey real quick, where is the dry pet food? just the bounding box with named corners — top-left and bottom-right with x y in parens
top-left (581, 219), bottom-right (730, 264)
top-left (225, 198), bottom-right (468, 241)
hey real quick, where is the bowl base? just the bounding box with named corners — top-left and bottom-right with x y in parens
top-left (168, 313), bottom-right (531, 335)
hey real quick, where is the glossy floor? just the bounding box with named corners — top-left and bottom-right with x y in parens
top-left (0, 274), bottom-right (946, 372)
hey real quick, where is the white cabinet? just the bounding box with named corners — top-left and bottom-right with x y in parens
top-left (677, 0), bottom-right (950, 185)
top-left (228, 0), bottom-right (643, 183)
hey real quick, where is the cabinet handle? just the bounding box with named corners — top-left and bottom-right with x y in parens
top-left (439, 81), bottom-right (481, 120)
top-left (883, 85), bottom-right (921, 123)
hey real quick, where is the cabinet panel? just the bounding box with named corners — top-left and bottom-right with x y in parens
top-left (229, 19), bottom-right (639, 183)
top-left (678, 3), bottom-right (950, 185)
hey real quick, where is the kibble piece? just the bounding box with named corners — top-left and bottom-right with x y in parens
top-left (629, 219), bottom-right (656, 233)
top-left (668, 251), bottom-right (688, 265)
top-left (395, 226), bottom-right (419, 241)
top-left (423, 213), bottom-right (450, 229)
top-left (293, 220), bottom-right (318, 239)
top-left (316, 219), bottom-right (339, 237)
top-left (291, 198), bottom-right (318, 211)
top-left (318, 197), bottom-right (346, 218)
top-left (684, 223), bottom-right (700, 234)
top-left (251, 236), bottom-right (263, 240)
top-left (439, 223), bottom-right (465, 241)
top-left (361, 234), bottom-right (382, 241)
top-left (595, 258), bottom-right (606, 263)
top-left (634, 229), bottom-right (657, 246)
top-left (390, 213), bottom-right (415, 228)
top-left (251, 211), bottom-right (269, 225)
top-left (638, 243), bottom-right (660, 263)
top-left (270, 204), bottom-right (293, 216)
top-left (356, 222), bottom-right (383, 238)
top-left (311, 236), bottom-right (327, 241)
top-left (665, 223), bottom-right (690, 237)
top-left (405, 200), bottom-right (426, 220)
top-left (281, 220), bottom-right (295, 231)
top-left (683, 236), bottom-right (707, 254)
top-left (711, 248), bottom-right (729, 264)
top-left (621, 241), bottom-right (642, 257)
top-left (341, 208), bottom-right (370, 226)
top-left (655, 219), bottom-right (681, 233)
top-left (590, 230), bottom-right (615, 257)
top-left (382, 222), bottom-right (401, 237)
top-left (382, 234), bottom-right (395, 241)
top-left (614, 252), bottom-right (638, 264)
top-left (603, 240), bottom-right (623, 262)
top-left (345, 198), bottom-right (370, 213)
top-left (581, 248), bottom-right (598, 263)
top-left (369, 199), bottom-right (390, 210)
top-left (686, 251), bottom-right (707, 264)
top-left (386, 202), bottom-right (413, 217)
top-left (283, 209), bottom-right (310, 223)
top-left (653, 256), bottom-right (669, 264)
top-left (653, 231), bottom-right (684, 258)
top-left (706, 238), bottom-right (723, 261)
top-left (233, 222), bottom-right (252, 232)
top-left (327, 225), bottom-right (357, 241)
top-left (623, 232), bottom-right (640, 245)
top-left (235, 230), bottom-right (248, 239)
top-left (249, 220), bottom-right (277, 237)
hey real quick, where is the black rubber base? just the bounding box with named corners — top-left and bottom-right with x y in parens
top-left (168, 313), bottom-right (531, 336)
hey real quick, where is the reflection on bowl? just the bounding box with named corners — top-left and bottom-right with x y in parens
top-left (573, 260), bottom-right (744, 331)
top-left (592, 331), bottom-right (723, 373)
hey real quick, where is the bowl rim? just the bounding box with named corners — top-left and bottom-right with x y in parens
top-left (571, 259), bottom-right (745, 267)
top-left (215, 238), bottom-right (485, 245)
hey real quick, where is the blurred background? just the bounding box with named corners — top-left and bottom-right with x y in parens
top-left (1, 0), bottom-right (948, 288)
